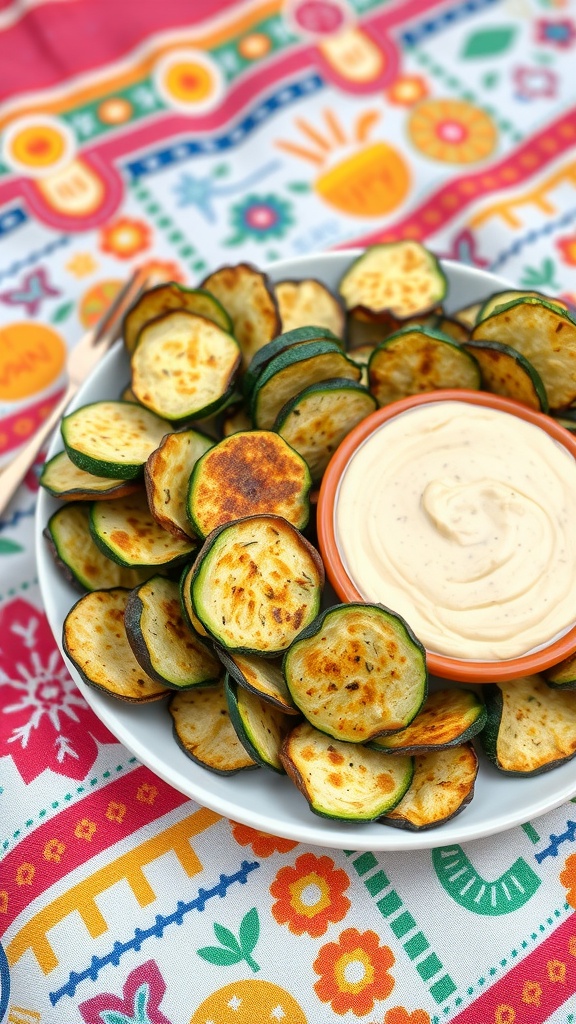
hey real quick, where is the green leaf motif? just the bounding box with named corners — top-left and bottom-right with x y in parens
top-left (197, 946), bottom-right (243, 966)
top-left (520, 258), bottom-right (560, 290)
top-left (51, 301), bottom-right (75, 324)
top-left (213, 922), bottom-right (242, 953)
top-left (0, 539), bottom-right (23, 554)
top-left (462, 26), bottom-right (516, 58)
top-left (239, 907), bottom-right (260, 955)
top-left (287, 181), bottom-right (311, 193)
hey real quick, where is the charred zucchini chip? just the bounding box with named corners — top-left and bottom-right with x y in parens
top-left (471, 297), bottom-right (576, 410)
top-left (381, 745), bottom-right (478, 830)
top-left (200, 262), bottom-right (281, 366)
top-left (131, 311), bottom-right (241, 422)
top-left (225, 676), bottom-right (294, 772)
top-left (281, 720), bottom-right (413, 821)
top-left (124, 576), bottom-right (221, 690)
top-left (62, 401), bottom-right (171, 479)
top-left (190, 514), bottom-right (324, 654)
top-left (431, 316), bottom-right (470, 344)
top-left (145, 429), bottom-right (214, 541)
top-left (275, 278), bottom-right (345, 338)
top-left (169, 684), bottom-right (258, 774)
top-left (251, 340), bottom-right (361, 430)
top-left (476, 289), bottom-right (567, 325)
top-left (40, 450), bottom-right (140, 501)
top-left (63, 588), bottom-right (169, 702)
top-left (370, 688), bottom-right (486, 754)
top-left (187, 430), bottom-right (312, 538)
top-left (179, 562), bottom-right (210, 638)
top-left (216, 648), bottom-right (299, 714)
top-left (465, 339), bottom-right (549, 412)
top-left (368, 326), bottom-right (481, 406)
top-left (90, 491), bottom-right (196, 568)
top-left (242, 327), bottom-right (341, 403)
top-left (44, 503), bottom-right (158, 592)
top-left (274, 378), bottom-right (377, 483)
top-left (480, 675), bottom-right (576, 775)
top-left (545, 653), bottom-right (576, 690)
top-left (339, 242), bottom-right (447, 321)
top-left (123, 282), bottom-right (233, 354)
top-left (283, 603), bottom-right (427, 744)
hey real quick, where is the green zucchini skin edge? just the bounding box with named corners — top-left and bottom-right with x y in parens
top-left (242, 326), bottom-right (342, 399)
top-left (224, 675), bottom-right (286, 773)
top-left (368, 694), bottom-right (487, 755)
top-left (338, 242), bottom-right (447, 317)
top-left (168, 697), bottom-right (259, 776)
top-left (88, 504), bottom-right (194, 570)
top-left (479, 684), bottom-right (576, 776)
top-left (215, 645), bottom-right (299, 714)
top-left (250, 340), bottom-right (360, 423)
top-left (43, 521), bottom-right (88, 594)
top-left (379, 745), bottom-right (479, 831)
top-left (124, 579), bottom-right (221, 690)
top-left (464, 338), bottom-right (549, 413)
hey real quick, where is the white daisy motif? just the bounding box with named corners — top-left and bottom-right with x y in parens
top-left (271, 1005), bottom-right (286, 1020)
top-left (227, 995), bottom-right (243, 1011)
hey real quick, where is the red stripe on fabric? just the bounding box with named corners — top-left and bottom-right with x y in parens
top-left (0, 765), bottom-right (188, 931)
top-left (342, 108), bottom-right (576, 249)
top-left (450, 913), bottom-right (576, 1024)
top-left (0, 0), bottom-right (241, 102)
top-left (0, 387), bottom-right (64, 456)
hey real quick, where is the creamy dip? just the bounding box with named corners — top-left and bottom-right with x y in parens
top-left (335, 401), bottom-right (576, 660)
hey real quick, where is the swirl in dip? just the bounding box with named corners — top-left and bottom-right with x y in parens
top-left (335, 400), bottom-right (576, 660)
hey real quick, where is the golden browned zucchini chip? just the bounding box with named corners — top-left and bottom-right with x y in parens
top-left (481, 675), bottom-right (576, 774)
top-left (40, 451), bottom-right (140, 501)
top-left (339, 242), bottom-right (447, 321)
top-left (275, 278), bottom-right (345, 338)
top-left (368, 327), bottom-right (481, 406)
top-left (381, 744), bottom-right (478, 830)
top-left (217, 649), bottom-right (299, 714)
top-left (370, 688), bottom-right (486, 754)
top-left (62, 401), bottom-right (171, 479)
top-left (226, 677), bottom-right (294, 772)
top-left (123, 282), bottom-right (232, 354)
top-left (169, 684), bottom-right (258, 774)
top-left (145, 428), bottom-right (214, 540)
top-left (90, 491), bottom-right (196, 567)
top-left (200, 262), bottom-right (281, 366)
top-left (465, 339), bottom-right (548, 411)
top-left (63, 588), bottom-right (169, 702)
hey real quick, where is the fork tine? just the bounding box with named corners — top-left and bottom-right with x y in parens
top-left (92, 268), bottom-right (150, 343)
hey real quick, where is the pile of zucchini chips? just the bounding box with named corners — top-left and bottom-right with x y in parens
top-left (43, 242), bottom-right (576, 831)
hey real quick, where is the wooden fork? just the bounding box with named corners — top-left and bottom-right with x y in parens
top-left (0, 269), bottom-right (149, 516)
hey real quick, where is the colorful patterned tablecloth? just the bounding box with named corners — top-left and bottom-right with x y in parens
top-left (1, 1), bottom-right (576, 1021)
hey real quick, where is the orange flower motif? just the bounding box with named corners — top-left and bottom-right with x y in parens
top-left (270, 852), bottom-right (351, 937)
top-left (547, 959), bottom-right (566, 982)
top-left (66, 252), bottom-right (99, 278)
top-left (386, 75), bottom-right (429, 106)
top-left (106, 801), bottom-right (126, 823)
top-left (569, 935), bottom-right (576, 956)
top-left (231, 821), bottom-right (298, 857)
top-left (313, 927), bottom-right (395, 1016)
top-left (16, 862), bottom-right (35, 886)
top-left (384, 1008), bottom-right (430, 1024)
top-left (408, 98), bottom-right (497, 164)
top-left (99, 217), bottom-right (151, 259)
top-left (135, 258), bottom-right (186, 285)
top-left (137, 782), bottom-right (158, 804)
top-left (495, 1006), bottom-right (515, 1024)
top-left (75, 818), bottom-right (97, 841)
top-left (557, 235), bottom-right (576, 266)
top-left (43, 838), bottom-right (65, 863)
top-left (0, 891), bottom-right (8, 913)
top-left (521, 981), bottom-right (542, 1006)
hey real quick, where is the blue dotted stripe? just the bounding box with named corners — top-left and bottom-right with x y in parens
top-left (488, 206), bottom-right (576, 273)
top-left (400, 0), bottom-right (502, 47)
top-left (124, 73), bottom-right (324, 180)
top-left (0, 206), bottom-right (27, 238)
top-left (0, 234), bottom-right (70, 285)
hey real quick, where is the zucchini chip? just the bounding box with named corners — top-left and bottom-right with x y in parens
top-left (368, 326), bottom-right (481, 406)
top-left (545, 653), bottom-right (576, 690)
top-left (381, 745), bottom-right (478, 831)
top-left (221, 403), bottom-right (253, 437)
top-left (464, 339), bottom-right (548, 412)
top-left (370, 688), bottom-right (486, 754)
top-left (90, 491), bottom-right (196, 568)
top-left (275, 278), bottom-right (345, 338)
top-left (251, 340), bottom-right (361, 430)
top-left (225, 676), bottom-right (294, 772)
top-left (179, 562), bottom-right (210, 638)
top-left (200, 262), bottom-right (281, 366)
top-left (131, 311), bottom-right (241, 422)
top-left (145, 429), bottom-right (214, 541)
top-left (480, 675), bottom-right (576, 775)
top-left (476, 289), bottom-right (567, 325)
top-left (123, 282), bottom-right (233, 354)
top-left (274, 378), bottom-right (377, 483)
top-left (187, 430), bottom-right (312, 538)
top-left (281, 720), bottom-right (414, 821)
top-left (339, 242), bottom-right (447, 321)
top-left (124, 576), bottom-right (221, 689)
top-left (40, 450), bottom-right (140, 501)
top-left (63, 588), bottom-right (169, 702)
top-left (283, 603), bottom-right (427, 744)
top-left (471, 297), bottom-right (576, 409)
top-left (217, 648), bottom-right (299, 714)
top-left (432, 316), bottom-right (470, 344)
top-left (452, 302), bottom-right (481, 329)
top-left (62, 401), bottom-right (171, 479)
top-left (189, 514), bottom-right (324, 655)
top-left (169, 684), bottom-right (258, 774)
top-left (347, 314), bottom-right (395, 352)
top-left (242, 327), bottom-right (342, 403)
top-left (44, 504), bottom-right (157, 592)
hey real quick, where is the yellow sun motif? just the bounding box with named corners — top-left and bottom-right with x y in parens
top-left (66, 252), bottom-right (99, 278)
top-left (408, 98), bottom-right (497, 164)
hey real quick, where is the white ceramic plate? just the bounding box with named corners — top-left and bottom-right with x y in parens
top-left (35, 251), bottom-right (576, 851)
